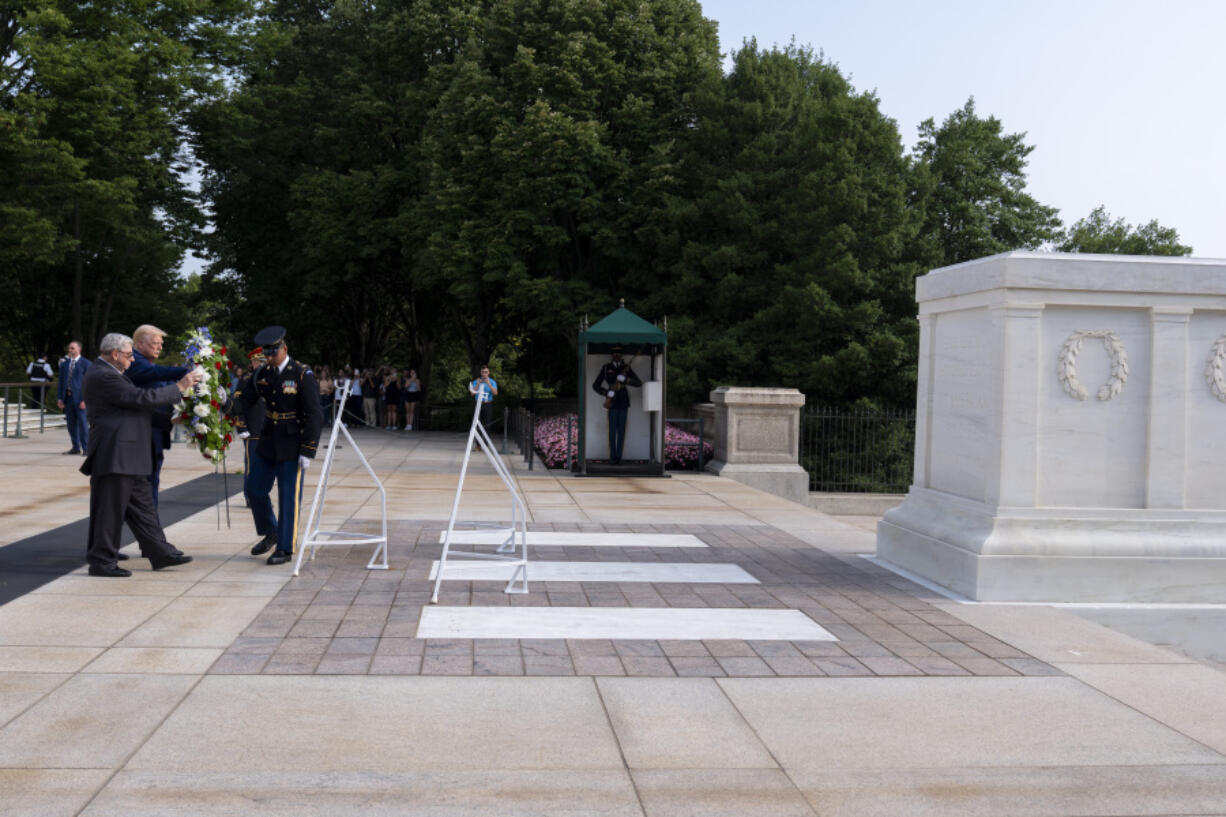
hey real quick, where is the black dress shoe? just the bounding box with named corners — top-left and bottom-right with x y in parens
top-left (63, 448), bottom-right (81, 455)
top-left (116, 552), bottom-right (130, 561)
top-left (266, 550), bottom-right (293, 565)
top-left (149, 553), bottom-right (193, 570)
top-left (88, 563), bottom-right (132, 578)
top-left (250, 533), bottom-right (278, 556)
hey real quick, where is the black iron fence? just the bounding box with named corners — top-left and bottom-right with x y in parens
top-left (801, 405), bottom-right (915, 493)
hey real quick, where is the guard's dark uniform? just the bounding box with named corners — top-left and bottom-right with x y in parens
top-left (231, 332), bottom-right (321, 561)
top-left (592, 355), bottom-right (641, 464)
top-left (230, 370), bottom-right (268, 533)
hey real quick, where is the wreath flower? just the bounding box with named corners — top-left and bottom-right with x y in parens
top-left (175, 326), bottom-right (236, 464)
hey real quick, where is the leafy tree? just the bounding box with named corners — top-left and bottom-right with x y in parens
top-left (650, 42), bottom-right (925, 407)
top-left (197, 0), bottom-right (721, 397)
top-left (913, 97), bottom-right (1061, 267)
top-left (1058, 205), bottom-right (1191, 256)
top-left (192, 0), bottom-right (457, 382)
top-left (415, 0), bottom-right (721, 374)
top-left (0, 1), bottom-right (251, 367)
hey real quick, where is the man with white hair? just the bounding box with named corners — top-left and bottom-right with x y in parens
top-left (126, 324), bottom-right (192, 508)
top-left (81, 333), bottom-right (202, 577)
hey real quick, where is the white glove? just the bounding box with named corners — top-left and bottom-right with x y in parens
top-left (298, 455), bottom-right (310, 471)
top-left (607, 390), bottom-right (615, 398)
top-left (238, 431), bottom-right (250, 440)
top-left (617, 374), bottom-right (626, 383)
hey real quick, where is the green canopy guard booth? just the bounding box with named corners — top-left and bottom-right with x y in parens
top-left (578, 302), bottom-right (667, 476)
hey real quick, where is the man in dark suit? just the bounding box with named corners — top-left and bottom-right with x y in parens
top-left (125, 324), bottom-right (192, 508)
top-left (229, 326), bottom-right (322, 565)
top-left (81, 332), bottom-right (202, 577)
top-left (57, 340), bottom-right (90, 455)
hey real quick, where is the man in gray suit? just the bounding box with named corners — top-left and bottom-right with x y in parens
top-left (81, 332), bottom-right (202, 577)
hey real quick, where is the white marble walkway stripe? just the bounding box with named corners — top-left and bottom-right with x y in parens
top-left (428, 560), bottom-right (759, 584)
top-left (417, 606), bottom-right (836, 641)
top-left (436, 531), bottom-right (708, 548)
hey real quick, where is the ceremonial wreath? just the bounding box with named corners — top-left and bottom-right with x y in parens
top-left (175, 327), bottom-right (236, 463)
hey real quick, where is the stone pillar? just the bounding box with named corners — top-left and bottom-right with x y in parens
top-left (706, 387), bottom-right (808, 504)
top-left (878, 252), bottom-right (1226, 603)
top-left (988, 303), bottom-right (1044, 508)
top-left (1146, 307), bottom-right (1191, 509)
top-left (693, 402), bottom-right (715, 441)
top-left (911, 313), bottom-right (936, 489)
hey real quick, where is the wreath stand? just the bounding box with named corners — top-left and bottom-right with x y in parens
top-left (293, 379), bottom-right (389, 577)
top-left (430, 383), bottom-right (528, 603)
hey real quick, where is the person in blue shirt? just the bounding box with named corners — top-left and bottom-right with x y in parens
top-left (125, 325), bottom-right (192, 508)
top-left (57, 340), bottom-right (90, 455)
top-left (469, 365), bottom-right (498, 432)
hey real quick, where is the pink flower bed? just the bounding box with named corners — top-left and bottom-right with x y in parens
top-left (533, 414), bottom-right (712, 470)
top-left (534, 415), bottom-right (579, 469)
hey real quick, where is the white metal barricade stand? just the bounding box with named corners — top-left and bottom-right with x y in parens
top-left (430, 383), bottom-right (528, 603)
top-left (293, 379), bottom-right (389, 577)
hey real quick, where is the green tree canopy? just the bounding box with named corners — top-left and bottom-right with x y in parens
top-left (913, 97), bottom-right (1061, 267)
top-left (194, 0), bottom-right (721, 394)
top-left (0, 1), bottom-right (250, 366)
top-left (649, 42), bottom-right (926, 407)
top-left (1058, 205), bottom-right (1192, 256)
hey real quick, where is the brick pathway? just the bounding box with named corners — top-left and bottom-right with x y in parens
top-left (210, 522), bottom-right (1060, 678)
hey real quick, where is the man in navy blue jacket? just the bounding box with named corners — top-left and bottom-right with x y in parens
top-left (57, 340), bottom-right (90, 455)
top-left (125, 325), bottom-right (191, 508)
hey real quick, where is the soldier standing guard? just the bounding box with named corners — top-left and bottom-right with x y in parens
top-left (591, 345), bottom-right (642, 465)
top-left (229, 326), bottom-right (322, 565)
top-left (230, 347), bottom-right (270, 541)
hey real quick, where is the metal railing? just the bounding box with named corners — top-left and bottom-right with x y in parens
top-left (801, 405), bottom-right (915, 493)
top-left (506, 406), bottom-right (535, 470)
top-left (0, 382), bottom-right (66, 439)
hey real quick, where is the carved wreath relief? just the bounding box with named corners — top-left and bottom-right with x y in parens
top-left (1205, 334), bottom-right (1226, 403)
top-left (1057, 330), bottom-right (1128, 402)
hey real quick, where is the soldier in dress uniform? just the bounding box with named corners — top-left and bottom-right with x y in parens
top-left (230, 348), bottom-right (271, 545)
top-left (229, 326), bottom-right (322, 565)
top-left (591, 345), bottom-right (642, 465)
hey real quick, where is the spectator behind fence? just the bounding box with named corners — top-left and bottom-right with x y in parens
top-left (318, 366), bottom-right (335, 424)
top-left (383, 370), bottom-right (400, 429)
top-left (26, 352), bottom-right (54, 409)
top-left (57, 341), bottom-right (89, 455)
top-left (404, 369), bottom-right (421, 431)
top-left (469, 364), bottom-right (498, 437)
top-left (345, 368), bottom-right (363, 426)
top-left (362, 368), bottom-right (378, 427)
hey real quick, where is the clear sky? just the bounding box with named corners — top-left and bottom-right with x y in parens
top-left (698, 0), bottom-right (1225, 258)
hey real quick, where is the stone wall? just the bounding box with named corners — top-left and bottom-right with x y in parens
top-left (878, 252), bottom-right (1226, 602)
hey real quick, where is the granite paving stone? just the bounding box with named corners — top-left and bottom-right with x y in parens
top-left (716, 656), bottom-right (774, 677)
top-left (572, 655), bottom-right (626, 676)
top-left (622, 656), bottom-right (675, 676)
top-left (812, 657), bottom-right (872, 676)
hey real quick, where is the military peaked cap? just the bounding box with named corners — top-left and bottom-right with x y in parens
top-left (254, 326), bottom-right (287, 348)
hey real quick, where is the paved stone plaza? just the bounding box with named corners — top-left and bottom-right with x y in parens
top-left (2, 429), bottom-right (1225, 815)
